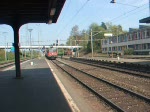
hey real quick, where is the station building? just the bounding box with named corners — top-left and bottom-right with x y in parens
top-left (101, 26), bottom-right (150, 55)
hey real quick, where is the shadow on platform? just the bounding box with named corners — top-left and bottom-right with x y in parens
top-left (0, 67), bottom-right (72, 112)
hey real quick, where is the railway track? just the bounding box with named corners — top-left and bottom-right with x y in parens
top-left (51, 59), bottom-right (150, 112)
top-left (0, 59), bottom-right (29, 70)
top-left (70, 58), bottom-right (150, 79)
top-left (0, 62), bottom-right (15, 70)
top-left (59, 58), bottom-right (150, 98)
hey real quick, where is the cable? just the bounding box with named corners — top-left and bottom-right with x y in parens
top-left (57, 0), bottom-right (90, 38)
top-left (54, 0), bottom-right (72, 35)
top-left (116, 2), bottom-right (139, 8)
top-left (67, 0), bottom-right (90, 23)
top-left (113, 7), bottom-right (148, 23)
top-left (59, 0), bottom-right (72, 22)
top-left (58, 0), bottom-right (148, 44)
top-left (67, 1), bottom-right (147, 33)
top-left (129, 0), bottom-right (145, 4)
top-left (109, 2), bottom-right (148, 23)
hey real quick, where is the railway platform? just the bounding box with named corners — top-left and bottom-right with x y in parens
top-left (0, 58), bottom-right (72, 112)
top-left (82, 57), bottom-right (150, 65)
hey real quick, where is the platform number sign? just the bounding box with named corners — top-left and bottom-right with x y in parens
top-left (11, 47), bottom-right (15, 53)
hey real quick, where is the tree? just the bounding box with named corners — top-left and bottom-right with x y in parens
top-left (105, 22), bottom-right (113, 32)
top-left (101, 22), bottom-right (107, 30)
top-left (66, 22), bottom-right (127, 55)
top-left (86, 42), bottom-right (91, 52)
top-left (124, 48), bottom-right (134, 55)
top-left (66, 25), bottom-right (88, 47)
top-left (88, 23), bottom-right (105, 52)
top-left (0, 49), bottom-right (5, 61)
top-left (70, 25), bottom-right (80, 46)
top-left (80, 29), bottom-right (89, 49)
top-left (66, 36), bottom-right (74, 46)
top-left (105, 22), bottom-right (126, 36)
top-left (70, 25), bottom-right (79, 37)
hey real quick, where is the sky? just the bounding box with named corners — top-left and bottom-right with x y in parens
top-left (0, 0), bottom-right (149, 46)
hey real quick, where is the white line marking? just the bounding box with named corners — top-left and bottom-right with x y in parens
top-left (46, 59), bottom-right (80, 112)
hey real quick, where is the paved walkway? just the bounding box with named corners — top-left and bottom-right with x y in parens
top-left (0, 58), bottom-right (72, 112)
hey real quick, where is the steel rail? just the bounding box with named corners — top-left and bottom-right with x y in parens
top-left (51, 60), bottom-right (124, 112)
top-left (52, 59), bottom-right (150, 112)
top-left (70, 58), bottom-right (150, 79)
top-left (56, 59), bottom-right (150, 103)
top-left (0, 59), bottom-right (30, 70)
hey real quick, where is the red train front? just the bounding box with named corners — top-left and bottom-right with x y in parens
top-left (45, 47), bottom-right (58, 60)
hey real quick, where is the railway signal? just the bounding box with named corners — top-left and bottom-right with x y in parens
top-left (42, 46), bottom-right (45, 53)
top-left (56, 39), bottom-right (59, 46)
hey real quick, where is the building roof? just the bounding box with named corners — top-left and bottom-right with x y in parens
top-left (139, 16), bottom-right (150, 23)
top-left (0, 0), bottom-right (66, 26)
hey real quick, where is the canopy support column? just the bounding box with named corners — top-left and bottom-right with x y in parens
top-left (12, 19), bottom-right (22, 78)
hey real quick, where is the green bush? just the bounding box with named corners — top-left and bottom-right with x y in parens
top-left (0, 50), bottom-right (5, 61)
top-left (7, 52), bottom-right (15, 60)
top-left (124, 48), bottom-right (134, 55)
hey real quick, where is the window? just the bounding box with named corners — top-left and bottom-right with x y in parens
top-left (128, 34), bottom-right (132, 41)
top-left (142, 31), bottom-right (145, 39)
top-left (148, 43), bottom-right (150, 49)
top-left (146, 30), bottom-right (150, 38)
top-left (143, 44), bottom-right (147, 49)
top-left (138, 32), bottom-right (140, 40)
top-left (133, 33), bottom-right (137, 40)
top-left (109, 47), bottom-right (111, 51)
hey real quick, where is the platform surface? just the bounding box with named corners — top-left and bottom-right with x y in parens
top-left (0, 58), bottom-right (72, 112)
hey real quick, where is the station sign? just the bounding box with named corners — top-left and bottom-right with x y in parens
top-left (11, 47), bottom-right (15, 53)
top-left (104, 33), bottom-right (113, 37)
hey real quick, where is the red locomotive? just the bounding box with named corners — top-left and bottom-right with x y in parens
top-left (45, 47), bottom-right (58, 60)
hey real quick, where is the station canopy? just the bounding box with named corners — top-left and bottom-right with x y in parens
top-left (0, 0), bottom-right (66, 26)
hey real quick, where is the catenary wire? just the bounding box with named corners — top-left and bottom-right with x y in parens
top-left (57, 0), bottom-right (90, 38)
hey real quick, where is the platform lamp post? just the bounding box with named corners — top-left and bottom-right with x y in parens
top-left (110, 41), bottom-right (113, 58)
top-left (36, 24), bottom-right (40, 57)
top-left (28, 29), bottom-right (33, 60)
top-left (90, 29), bottom-right (94, 58)
top-left (20, 34), bottom-right (25, 59)
top-left (3, 32), bottom-right (8, 61)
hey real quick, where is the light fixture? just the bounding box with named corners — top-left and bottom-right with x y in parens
top-left (110, 0), bottom-right (138, 8)
top-left (28, 29), bottom-right (33, 32)
top-left (110, 0), bottom-right (116, 3)
top-left (50, 8), bottom-right (56, 16)
top-left (48, 20), bottom-right (52, 24)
